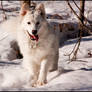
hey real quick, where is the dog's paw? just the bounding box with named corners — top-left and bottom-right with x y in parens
top-left (36, 79), bottom-right (47, 86)
top-left (31, 80), bottom-right (47, 87)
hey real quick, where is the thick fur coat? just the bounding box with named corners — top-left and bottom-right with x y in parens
top-left (0, 3), bottom-right (59, 86)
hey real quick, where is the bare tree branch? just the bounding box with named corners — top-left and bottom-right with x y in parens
top-left (73, 0), bottom-right (92, 25)
top-left (66, 0), bottom-right (92, 34)
top-left (65, 0), bottom-right (88, 62)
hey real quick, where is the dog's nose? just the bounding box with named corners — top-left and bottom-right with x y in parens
top-left (32, 30), bottom-right (37, 35)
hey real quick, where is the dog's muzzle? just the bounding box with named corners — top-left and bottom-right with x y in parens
top-left (27, 31), bottom-right (39, 41)
top-left (32, 30), bottom-right (37, 35)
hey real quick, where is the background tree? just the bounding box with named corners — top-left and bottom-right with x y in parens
top-left (66, 0), bottom-right (86, 61)
top-left (71, 0), bottom-right (85, 61)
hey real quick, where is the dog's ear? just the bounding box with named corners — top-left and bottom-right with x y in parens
top-left (20, 3), bottom-right (30, 16)
top-left (36, 3), bottom-right (46, 18)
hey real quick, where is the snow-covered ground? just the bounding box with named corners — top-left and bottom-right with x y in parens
top-left (0, 1), bottom-right (92, 91)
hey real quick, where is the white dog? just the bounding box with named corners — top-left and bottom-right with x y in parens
top-left (0, 3), bottom-right (59, 86)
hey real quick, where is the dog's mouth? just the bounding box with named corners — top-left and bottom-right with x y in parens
top-left (27, 31), bottom-right (39, 41)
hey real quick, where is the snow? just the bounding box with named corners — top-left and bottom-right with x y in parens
top-left (0, 1), bottom-right (92, 91)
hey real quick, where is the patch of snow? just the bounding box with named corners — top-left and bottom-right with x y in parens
top-left (0, 1), bottom-right (92, 91)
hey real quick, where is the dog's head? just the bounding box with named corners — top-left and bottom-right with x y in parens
top-left (20, 3), bottom-right (46, 41)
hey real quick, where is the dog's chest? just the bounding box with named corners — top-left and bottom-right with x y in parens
top-left (29, 40), bottom-right (49, 55)
top-left (29, 38), bottom-right (47, 49)
top-left (29, 40), bottom-right (37, 49)
top-left (29, 41), bottom-right (49, 63)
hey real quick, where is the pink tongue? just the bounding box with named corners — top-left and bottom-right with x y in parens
top-left (31, 35), bottom-right (39, 41)
top-left (27, 31), bottom-right (39, 41)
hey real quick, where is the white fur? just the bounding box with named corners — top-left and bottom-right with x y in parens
top-left (0, 3), bottom-right (59, 87)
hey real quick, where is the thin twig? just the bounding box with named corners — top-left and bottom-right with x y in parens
top-left (65, 0), bottom-right (86, 62)
top-left (70, 30), bottom-right (82, 62)
top-left (73, 0), bottom-right (92, 25)
top-left (66, 0), bottom-right (92, 34)
top-left (64, 37), bottom-right (79, 60)
top-left (65, 31), bottom-right (82, 63)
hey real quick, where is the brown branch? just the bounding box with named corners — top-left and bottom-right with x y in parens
top-left (65, 0), bottom-right (87, 62)
top-left (66, 0), bottom-right (82, 23)
top-left (73, 0), bottom-right (92, 25)
top-left (66, 0), bottom-right (92, 34)
top-left (64, 32), bottom-right (82, 62)
top-left (70, 30), bottom-right (82, 62)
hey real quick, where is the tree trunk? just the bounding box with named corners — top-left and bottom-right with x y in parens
top-left (78, 0), bottom-right (85, 37)
top-left (79, 0), bottom-right (85, 27)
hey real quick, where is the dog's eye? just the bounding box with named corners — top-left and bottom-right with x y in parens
top-left (36, 22), bottom-right (40, 25)
top-left (27, 22), bottom-right (31, 25)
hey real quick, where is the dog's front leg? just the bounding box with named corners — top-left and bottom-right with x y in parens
top-left (36, 59), bottom-right (49, 86)
top-left (23, 58), bottom-right (39, 86)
